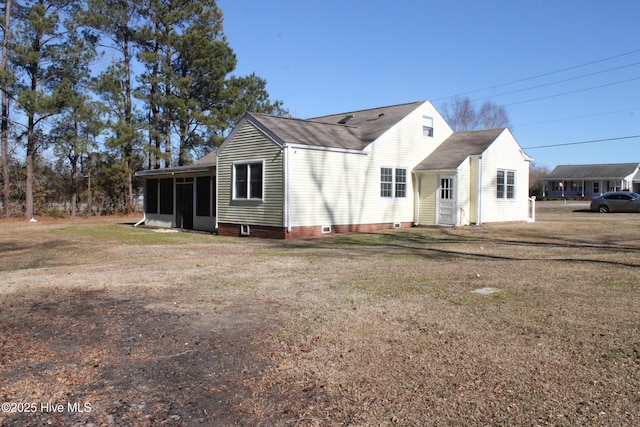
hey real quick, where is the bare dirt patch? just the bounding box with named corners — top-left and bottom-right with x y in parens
top-left (1, 205), bottom-right (639, 426)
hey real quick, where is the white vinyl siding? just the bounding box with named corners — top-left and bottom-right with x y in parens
top-left (289, 102), bottom-right (453, 228)
top-left (457, 160), bottom-right (471, 225)
top-left (480, 130), bottom-right (530, 222)
top-left (417, 172), bottom-right (438, 225)
top-left (217, 123), bottom-right (284, 226)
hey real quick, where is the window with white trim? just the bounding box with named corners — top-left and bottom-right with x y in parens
top-left (497, 170), bottom-right (516, 200)
top-left (422, 116), bottom-right (434, 137)
top-left (381, 167), bottom-right (407, 198)
top-left (234, 162), bottom-right (263, 200)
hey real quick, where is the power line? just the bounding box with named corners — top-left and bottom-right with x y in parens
top-left (432, 48), bottom-right (640, 102)
top-left (524, 134), bottom-right (640, 149)
top-left (470, 61), bottom-right (640, 103)
top-left (514, 106), bottom-right (640, 128)
top-left (503, 76), bottom-right (640, 107)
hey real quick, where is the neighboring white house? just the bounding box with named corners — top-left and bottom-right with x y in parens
top-left (543, 163), bottom-right (640, 199)
top-left (213, 100), bottom-right (533, 238)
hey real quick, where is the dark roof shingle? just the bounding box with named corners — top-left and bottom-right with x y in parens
top-left (248, 101), bottom-right (426, 151)
top-left (414, 128), bottom-right (505, 171)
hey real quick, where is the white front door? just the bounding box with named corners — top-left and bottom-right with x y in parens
top-left (437, 175), bottom-right (457, 226)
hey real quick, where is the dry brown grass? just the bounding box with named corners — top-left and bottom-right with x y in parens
top-left (1, 204), bottom-right (639, 426)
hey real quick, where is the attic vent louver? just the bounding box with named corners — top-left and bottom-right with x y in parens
top-left (337, 114), bottom-right (354, 124)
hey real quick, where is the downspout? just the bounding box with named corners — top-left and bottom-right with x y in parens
top-left (134, 179), bottom-right (147, 227)
top-left (285, 145), bottom-right (291, 233)
top-left (455, 167), bottom-right (461, 226)
top-left (413, 172), bottom-right (420, 226)
top-left (134, 213), bottom-right (146, 227)
top-left (476, 156), bottom-right (483, 226)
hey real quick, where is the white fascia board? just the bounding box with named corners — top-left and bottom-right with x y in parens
top-left (501, 128), bottom-right (534, 162)
top-left (285, 143), bottom-right (368, 155)
top-left (413, 166), bottom-right (462, 174)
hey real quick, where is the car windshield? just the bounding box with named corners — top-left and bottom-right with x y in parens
top-left (631, 192), bottom-right (640, 200)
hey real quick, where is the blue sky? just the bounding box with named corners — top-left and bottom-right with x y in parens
top-left (216, 0), bottom-right (640, 170)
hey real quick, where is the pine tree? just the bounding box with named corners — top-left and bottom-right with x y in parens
top-left (84, 0), bottom-right (142, 213)
top-left (11, 0), bottom-right (78, 218)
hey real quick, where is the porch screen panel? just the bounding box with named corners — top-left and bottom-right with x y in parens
top-left (146, 179), bottom-right (158, 214)
top-left (196, 176), bottom-right (211, 216)
top-left (159, 178), bottom-right (173, 214)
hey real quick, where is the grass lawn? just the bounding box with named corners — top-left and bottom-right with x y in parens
top-left (1, 203), bottom-right (639, 426)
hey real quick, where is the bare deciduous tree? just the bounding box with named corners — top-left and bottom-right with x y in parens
top-left (442, 96), bottom-right (511, 131)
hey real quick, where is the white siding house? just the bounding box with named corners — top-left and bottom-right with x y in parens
top-left (136, 100), bottom-right (534, 238)
top-left (215, 101), bottom-right (533, 238)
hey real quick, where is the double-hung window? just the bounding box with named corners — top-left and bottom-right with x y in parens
top-left (422, 116), bottom-right (434, 137)
top-left (497, 170), bottom-right (515, 200)
top-left (395, 168), bottom-right (406, 198)
top-left (381, 167), bottom-right (407, 198)
top-left (234, 161), bottom-right (263, 200)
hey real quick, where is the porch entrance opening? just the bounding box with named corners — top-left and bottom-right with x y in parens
top-left (176, 179), bottom-right (194, 230)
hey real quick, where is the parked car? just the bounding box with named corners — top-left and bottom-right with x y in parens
top-left (590, 191), bottom-right (640, 213)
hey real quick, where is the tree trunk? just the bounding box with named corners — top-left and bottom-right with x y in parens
top-left (25, 121), bottom-right (35, 218)
top-left (86, 153), bottom-right (92, 214)
top-left (123, 37), bottom-right (134, 213)
top-left (1, 0), bottom-right (11, 217)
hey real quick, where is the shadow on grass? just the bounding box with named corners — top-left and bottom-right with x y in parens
top-left (279, 228), bottom-right (640, 269)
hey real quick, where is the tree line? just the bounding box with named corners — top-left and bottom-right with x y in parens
top-left (1, 0), bottom-right (285, 218)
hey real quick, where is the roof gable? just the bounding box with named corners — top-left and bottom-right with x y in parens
top-left (223, 100), bottom-right (428, 152)
top-left (414, 128), bottom-right (505, 171)
top-left (308, 100), bottom-right (426, 145)
top-left (247, 113), bottom-right (364, 150)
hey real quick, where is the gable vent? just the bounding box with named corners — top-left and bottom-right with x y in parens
top-left (337, 114), bottom-right (355, 124)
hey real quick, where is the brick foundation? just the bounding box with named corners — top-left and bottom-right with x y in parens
top-left (217, 222), bottom-right (414, 239)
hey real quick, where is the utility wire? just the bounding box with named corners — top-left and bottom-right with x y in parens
top-left (432, 48), bottom-right (640, 102)
top-left (515, 106), bottom-right (640, 128)
top-left (524, 134), bottom-right (640, 149)
top-left (503, 76), bottom-right (640, 107)
top-left (470, 61), bottom-right (640, 103)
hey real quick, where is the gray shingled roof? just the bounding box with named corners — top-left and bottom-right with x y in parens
top-left (413, 128), bottom-right (505, 171)
top-left (135, 149), bottom-right (217, 177)
top-left (247, 114), bottom-right (363, 150)
top-left (545, 163), bottom-right (640, 180)
top-left (248, 101), bottom-right (426, 151)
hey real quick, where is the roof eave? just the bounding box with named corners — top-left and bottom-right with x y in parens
top-left (135, 165), bottom-right (216, 177)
